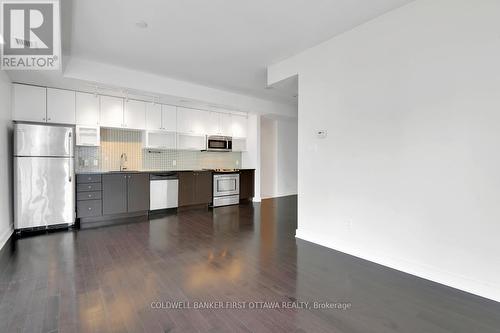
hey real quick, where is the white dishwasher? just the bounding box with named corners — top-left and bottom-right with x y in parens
top-left (150, 173), bottom-right (179, 210)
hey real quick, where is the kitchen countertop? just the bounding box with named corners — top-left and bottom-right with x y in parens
top-left (75, 169), bottom-right (255, 175)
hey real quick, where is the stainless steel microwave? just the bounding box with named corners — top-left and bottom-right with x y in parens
top-left (206, 135), bottom-right (232, 152)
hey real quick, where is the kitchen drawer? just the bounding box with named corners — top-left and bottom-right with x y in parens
top-left (77, 183), bottom-right (102, 192)
top-left (77, 191), bottom-right (102, 201)
top-left (77, 200), bottom-right (102, 218)
top-left (77, 174), bottom-right (102, 183)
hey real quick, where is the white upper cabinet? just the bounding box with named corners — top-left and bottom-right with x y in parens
top-left (76, 92), bottom-right (100, 126)
top-left (177, 134), bottom-right (206, 150)
top-left (76, 125), bottom-right (100, 147)
top-left (207, 112), bottom-right (221, 135)
top-left (12, 84), bottom-right (251, 151)
top-left (161, 105), bottom-right (177, 132)
top-left (177, 107), bottom-right (209, 135)
top-left (231, 115), bottom-right (248, 138)
top-left (146, 103), bottom-right (162, 131)
top-left (12, 84), bottom-right (47, 122)
top-left (146, 104), bottom-right (177, 131)
top-left (100, 96), bottom-right (124, 128)
top-left (143, 131), bottom-right (176, 149)
top-left (220, 113), bottom-right (233, 136)
top-left (232, 137), bottom-right (247, 152)
top-left (206, 112), bottom-right (233, 136)
top-left (47, 88), bottom-right (76, 125)
top-left (124, 99), bottom-right (146, 130)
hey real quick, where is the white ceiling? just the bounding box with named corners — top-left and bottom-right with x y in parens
top-left (60, 0), bottom-right (413, 104)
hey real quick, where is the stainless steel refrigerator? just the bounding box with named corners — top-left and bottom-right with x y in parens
top-left (14, 123), bottom-right (75, 230)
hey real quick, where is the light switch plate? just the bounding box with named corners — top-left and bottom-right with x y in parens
top-left (316, 130), bottom-right (328, 139)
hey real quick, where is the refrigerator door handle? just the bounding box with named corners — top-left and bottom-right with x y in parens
top-left (67, 131), bottom-right (73, 156)
top-left (69, 157), bottom-right (73, 183)
top-left (67, 132), bottom-right (73, 183)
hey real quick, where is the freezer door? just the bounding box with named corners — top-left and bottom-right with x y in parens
top-left (14, 157), bottom-right (75, 229)
top-left (14, 123), bottom-right (74, 157)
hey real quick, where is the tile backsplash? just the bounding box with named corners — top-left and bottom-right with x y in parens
top-left (75, 128), bottom-right (242, 173)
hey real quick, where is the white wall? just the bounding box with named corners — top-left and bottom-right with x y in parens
top-left (0, 70), bottom-right (13, 251)
top-left (260, 116), bottom-right (298, 199)
top-left (260, 117), bottom-right (277, 199)
top-left (269, 0), bottom-right (500, 302)
top-left (276, 118), bottom-right (298, 197)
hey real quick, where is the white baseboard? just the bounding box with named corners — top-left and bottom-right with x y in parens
top-left (0, 226), bottom-right (13, 252)
top-left (296, 229), bottom-right (500, 303)
top-left (261, 192), bottom-right (297, 200)
top-left (252, 197), bottom-right (261, 203)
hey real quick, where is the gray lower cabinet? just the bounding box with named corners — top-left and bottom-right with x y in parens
top-left (77, 183), bottom-right (102, 192)
top-left (76, 174), bottom-right (102, 184)
top-left (77, 191), bottom-right (102, 201)
top-left (102, 174), bottom-right (128, 215)
top-left (102, 173), bottom-right (150, 215)
top-left (77, 200), bottom-right (102, 218)
top-left (76, 174), bottom-right (103, 218)
top-left (127, 173), bottom-right (150, 212)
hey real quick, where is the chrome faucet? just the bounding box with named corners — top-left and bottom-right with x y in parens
top-left (120, 153), bottom-right (128, 171)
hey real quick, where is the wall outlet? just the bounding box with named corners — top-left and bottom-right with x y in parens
top-left (172, 160), bottom-right (177, 166)
top-left (236, 160), bottom-right (239, 166)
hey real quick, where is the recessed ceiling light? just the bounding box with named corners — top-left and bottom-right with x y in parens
top-left (135, 21), bottom-right (148, 29)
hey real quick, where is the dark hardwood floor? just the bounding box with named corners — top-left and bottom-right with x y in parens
top-left (1, 196), bottom-right (499, 332)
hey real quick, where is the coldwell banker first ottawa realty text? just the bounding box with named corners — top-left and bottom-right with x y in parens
top-left (1, 0), bottom-right (61, 70)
